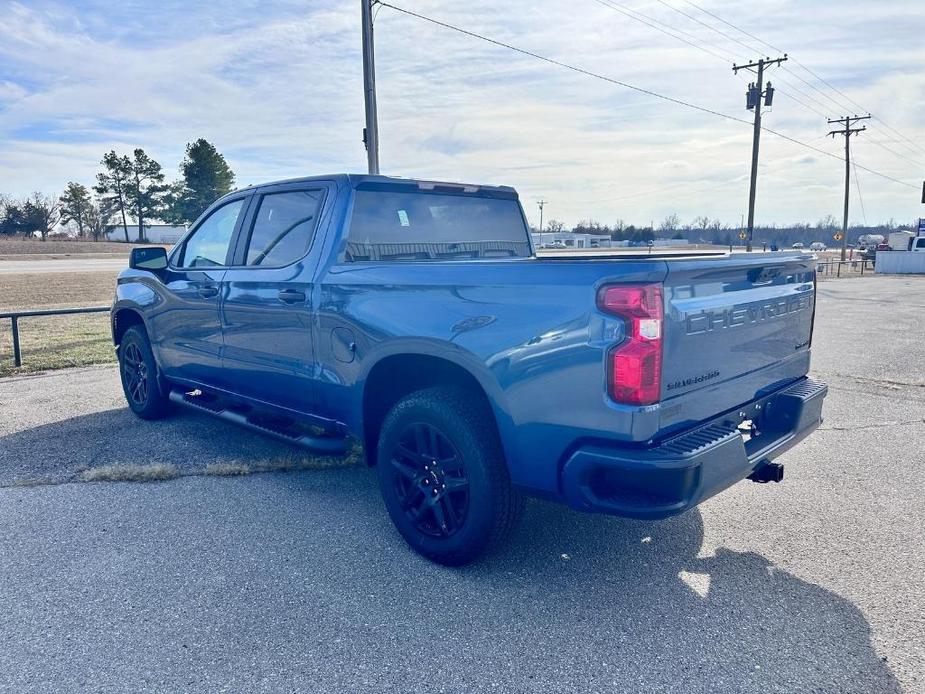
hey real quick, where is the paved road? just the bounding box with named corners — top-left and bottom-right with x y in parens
top-left (0, 276), bottom-right (923, 693)
top-left (0, 257), bottom-right (127, 274)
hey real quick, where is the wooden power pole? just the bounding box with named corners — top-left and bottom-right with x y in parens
top-left (361, 0), bottom-right (380, 174)
top-left (733, 55), bottom-right (787, 252)
top-left (828, 114), bottom-right (870, 261)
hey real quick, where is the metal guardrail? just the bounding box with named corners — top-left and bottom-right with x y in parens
top-left (0, 306), bottom-right (109, 368)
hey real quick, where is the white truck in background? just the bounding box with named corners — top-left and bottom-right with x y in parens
top-left (887, 231), bottom-right (925, 252)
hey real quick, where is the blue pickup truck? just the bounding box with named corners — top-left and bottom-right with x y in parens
top-left (112, 174), bottom-right (826, 565)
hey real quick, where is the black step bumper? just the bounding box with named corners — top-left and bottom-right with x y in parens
top-left (560, 377), bottom-right (827, 519)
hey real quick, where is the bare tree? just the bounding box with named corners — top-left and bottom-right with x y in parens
top-left (545, 219), bottom-right (565, 233)
top-left (84, 200), bottom-right (115, 241)
top-left (692, 215), bottom-right (712, 231)
top-left (659, 214), bottom-right (680, 232)
top-left (26, 192), bottom-right (61, 241)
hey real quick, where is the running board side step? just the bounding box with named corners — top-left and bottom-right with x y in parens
top-left (169, 389), bottom-right (348, 456)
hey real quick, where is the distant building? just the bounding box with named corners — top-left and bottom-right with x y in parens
top-left (104, 223), bottom-right (187, 244)
top-left (532, 233), bottom-right (690, 249)
top-left (532, 232), bottom-right (613, 249)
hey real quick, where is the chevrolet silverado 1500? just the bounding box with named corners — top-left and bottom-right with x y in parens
top-left (112, 174), bottom-right (826, 565)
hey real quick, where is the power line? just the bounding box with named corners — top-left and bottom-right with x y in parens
top-left (590, 0), bottom-right (837, 123)
top-left (647, 0), bottom-right (846, 117)
top-left (590, 0), bottom-right (736, 64)
top-left (864, 138), bottom-right (925, 171)
top-left (681, 0), bottom-right (784, 53)
top-left (378, 2), bottom-right (749, 122)
top-left (677, 0), bottom-right (925, 159)
top-left (852, 158), bottom-right (867, 226)
top-left (376, 2), bottom-right (919, 191)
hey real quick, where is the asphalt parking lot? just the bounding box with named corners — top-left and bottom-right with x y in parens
top-left (1, 275), bottom-right (923, 693)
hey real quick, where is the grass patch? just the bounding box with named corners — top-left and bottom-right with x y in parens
top-left (80, 463), bottom-right (179, 483)
top-left (4, 477), bottom-right (57, 488)
top-left (0, 271), bottom-right (118, 377)
top-left (250, 444), bottom-right (364, 474)
top-left (205, 462), bottom-right (252, 477)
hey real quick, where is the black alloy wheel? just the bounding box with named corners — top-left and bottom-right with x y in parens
top-left (118, 325), bottom-right (171, 420)
top-left (388, 422), bottom-right (470, 538)
top-left (121, 341), bottom-right (148, 407)
top-left (375, 386), bottom-right (523, 566)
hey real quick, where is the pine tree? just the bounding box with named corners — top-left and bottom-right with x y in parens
top-left (125, 148), bottom-right (168, 242)
top-left (59, 182), bottom-right (92, 238)
top-left (95, 151), bottom-right (133, 242)
top-left (165, 139), bottom-right (235, 225)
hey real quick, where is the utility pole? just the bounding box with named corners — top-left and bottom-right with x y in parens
top-left (733, 55), bottom-right (787, 252)
top-left (828, 114), bottom-right (870, 261)
top-left (537, 199), bottom-right (547, 232)
top-left (361, 0), bottom-right (380, 174)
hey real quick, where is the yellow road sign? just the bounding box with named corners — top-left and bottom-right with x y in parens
top-left (738, 231), bottom-right (747, 240)
top-left (833, 232), bottom-right (843, 241)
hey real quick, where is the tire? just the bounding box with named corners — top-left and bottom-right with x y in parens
top-left (376, 386), bottom-right (523, 566)
top-left (118, 325), bottom-right (171, 420)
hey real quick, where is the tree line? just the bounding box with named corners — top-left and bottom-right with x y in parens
top-left (540, 213), bottom-right (918, 247)
top-left (0, 139), bottom-right (235, 242)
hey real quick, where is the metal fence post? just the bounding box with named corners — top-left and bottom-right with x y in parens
top-left (2, 306), bottom-right (109, 369)
top-left (837, 262), bottom-right (842, 278)
top-left (11, 316), bottom-right (21, 367)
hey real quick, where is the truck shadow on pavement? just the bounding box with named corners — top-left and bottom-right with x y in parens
top-left (0, 407), bottom-right (902, 693)
top-left (274, 465), bottom-right (901, 694)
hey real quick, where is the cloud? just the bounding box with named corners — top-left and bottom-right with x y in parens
top-left (0, 0), bottom-right (922, 227)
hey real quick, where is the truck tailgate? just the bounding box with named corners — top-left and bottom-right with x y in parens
top-left (659, 253), bottom-right (816, 435)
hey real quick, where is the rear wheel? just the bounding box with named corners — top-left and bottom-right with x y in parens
top-left (376, 386), bottom-right (522, 566)
top-left (118, 325), bottom-right (171, 420)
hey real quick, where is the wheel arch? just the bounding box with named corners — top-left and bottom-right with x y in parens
top-left (360, 350), bottom-right (512, 468)
top-left (111, 306), bottom-right (147, 346)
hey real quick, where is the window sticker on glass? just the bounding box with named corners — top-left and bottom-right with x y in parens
top-left (397, 209), bottom-right (410, 227)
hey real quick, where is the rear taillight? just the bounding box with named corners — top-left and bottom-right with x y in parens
top-left (597, 284), bottom-right (664, 406)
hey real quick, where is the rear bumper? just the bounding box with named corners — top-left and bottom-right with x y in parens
top-left (560, 377), bottom-right (827, 519)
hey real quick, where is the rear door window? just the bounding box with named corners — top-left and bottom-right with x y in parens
top-left (345, 190), bottom-right (530, 261)
top-left (244, 190), bottom-right (325, 267)
top-left (177, 198), bottom-right (244, 268)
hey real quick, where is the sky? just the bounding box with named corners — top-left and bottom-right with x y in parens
top-left (0, 0), bottom-right (923, 229)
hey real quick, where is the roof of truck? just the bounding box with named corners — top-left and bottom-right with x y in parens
top-left (242, 173), bottom-right (518, 196)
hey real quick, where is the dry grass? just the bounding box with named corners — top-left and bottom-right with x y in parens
top-left (0, 237), bottom-right (168, 256)
top-left (204, 462), bottom-right (252, 477)
top-left (80, 463), bottom-right (180, 483)
top-left (0, 271), bottom-right (117, 311)
top-left (0, 271), bottom-right (118, 376)
top-left (3, 443), bottom-right (364, 490)
top-left (5, 477), bottom-right (57, 488)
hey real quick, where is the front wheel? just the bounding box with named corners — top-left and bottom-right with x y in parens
top-left (118, 325), bottom-right (171, 420)
top-left (376, 386), bottom-right (523, 566)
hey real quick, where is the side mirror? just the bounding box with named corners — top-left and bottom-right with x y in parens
top-left (129, 246), bottom-right (168, 271)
